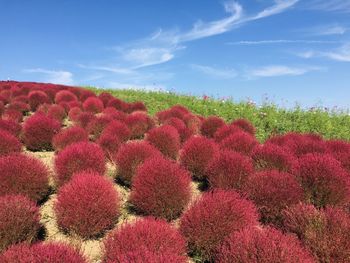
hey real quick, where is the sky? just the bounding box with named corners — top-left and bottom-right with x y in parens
top-left (0, 0), bottom-right (350, 109)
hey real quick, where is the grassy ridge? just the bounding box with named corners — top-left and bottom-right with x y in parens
top-left (87, 87), bottom-right (350, 142)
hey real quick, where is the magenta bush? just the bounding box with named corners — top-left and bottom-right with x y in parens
top-left (231, 118), bottom-right (256, 135)
top-left (52, 126), bottom-right (89, 152)
top-left (82, 96), bottom-right (104, 113)
top-left (0, 129), bottom-right (22, 156)
top-left (219, 131), bottom-right (258, 156)
top-left (28, 90), bottom-right (50, 111)
top-left (200, 116), bottom-right (225, 138)
top-left (54, 90), bottom-right (78, 104)
top-left (125, 112), bottom-right (155, 139)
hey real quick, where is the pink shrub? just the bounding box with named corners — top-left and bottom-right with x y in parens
top-left (75, 111), bottom-right (95, 129)
top-left (52, 126), bottom-right (89, 152)
top-left (82, 97), bottom-right (104, 113)
top-left (0, 101), bottom-right (4, 115)
top-left (128, 101), bottom-right (147, 113)
top-left (213, 124), bottom-right (242, 142)
top-left (183, 113), bottom-right (201, 134)
top-left (107, 97), bottom-right (128, 112)
top-left (101, 120), bottom-right (131, 142)
top-left (0, 130), bottom-right (22, 156)
top-left (87, 114), bottom-right (113, 140)
top-left (98, 92), bottom-right (114, 107)
top-left (200, 116), bottom-right (225, 138)
top-left (54, 142), bottom-right (106, 186)
top-left (7, 101), bottom-right (30, 113)
top-left (125, 112), bottom-right (155, 139)
top-left (130, 157), bottom-right (191, 220)
top-left (54, 90), bottom-right (78, 104)
top-left (79, 89), bottom-right (96, 102)
top-left (47, 104), bottom-right (66, 121)
top-left (164, 117), bottom-right (192, 143)
top-left (2, 109), bottom-right (23, 122)
top-left (0, 119), bottom-right (22, 137)
top-left (179, 189), bottom-right (259, 261)
top-left (103, 217), bottom-right (187, 263)
top-left (231, 118), bottom-right (256, 135)
top-left (68, 106), bottom-right (82, 122)
top-left (220, 131), bottom-right (258, 156)
top-left (28, 90), bottom-right (50, 111)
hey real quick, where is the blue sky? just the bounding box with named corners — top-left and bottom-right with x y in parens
top-left (1, 0), bottom-right (350, 109)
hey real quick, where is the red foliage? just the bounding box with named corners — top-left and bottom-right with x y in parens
top-left (103, 217), bottom-right (187, 263)
top-left (183, 113), bottom-right (201, 134)
top-left (114, 141), bottom-right (161, 185)
top-left (79, 89), bottom-right (96, 102)
top-left (7, 101), bottom-right (30, 113)
top-left (219, 131), bottom-right (258, 156)
top-left (206, 150), bottom-right (253, 191)
top-left (55, 172), bottom-right (120, 238)
top-left (213, 124), bottom-right (242, 142)
top-left (75, 111), bottom-right (95, 129)
top-left (296, 153), bottom-right (350, 208)
top-left (125, 112), bottom-right (155, 139)
top-left (128, 101), bottom-right (147, 113)
top-left (231, 118), bottom-right (256, 135)
top-left (217, 226), bottom-right (315, 263)
top-left (23, 113), bottom-right (61, 151)
top-left (243, 170), bottom-right (304, 226)
top-left (107, 97), bottom-right (128, 112)
top-left (179, 136), bottom-right (219, 179)
top-left (326, 139), bottom-right (350, 172)
top-left (98, 92), bottom-right (114, 107)
top-left (130, 157), bottom-right (191, 220)
top-left (2, 109), bottom-right (23, 122)
top-left (0, 119), bottom-right (22, 137)
top-left (101, 120), bottom-right (131, 142)
top-left (200, 116), bottom-right (225, 138)
top-left (164, 117), bottom-right (192, 143)
top-left (54, 142), bottom-right (106, 187)
top-left (28, 90), bottom-right (50, 111)
top-left (0, 101), bottom-right (4, 115)
top-left (145, 125), bottom-right (181, 159)
top-left (179, 189), bottom-right (259, 261)
top-left (68, 106), bottom-right (82, 122)
top-left (47, 104), bottom-right (66, 121)
top-left (52, 126), bottom-right (89, 152)
top-left (54, 90), bottom-right (78, 104)
top-left (102, 107), bottom-right (127, 121)
top-left (82, 97), bottom-right (104, 113)
top-left (87, 114), bottom-right (113, 140)
top-left (97, 132), bottom-right (121, 160)
top-left (0, 129), bottom-right (22, 156)
top-left (0, 195), bottom-right (41, 251)
top-left (156, 105), bottom-right (190, 123)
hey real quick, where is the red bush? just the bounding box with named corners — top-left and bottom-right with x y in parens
top-left (103, 217), bottom-right (187, 263)
top-left (231, 118), bottom-right (256, 135)
top-left (220, 131), bottom-right (258, 156)
top-left (128, 101), bottom-right (147, 113)
top-left (7, 101), bottom-right (30, 113)
top-left (0, 195), bottom-right (41, 251)
top-left (0, 101), bottom-right (4, 115)
top-left (0, 153), bottom-right (50, 201)
top-left (82, 97), bottom-right (104, 113)
top-left (52, 126), bottom-right (89, 152)
top-left (179, 136), bottom-right (219, 179)
top-left (87, 114), bottom-right (113, 140)
top-left (179, 189), bottom-right (259, 261)
top-left (47, 104), bottom-right (66, 121)
top-left (200, 116), bottom-right (225, 138)
top-left (23, 113), bottom-right (61, 151)
top-left (183, 113), bottom-right (201, 134)
top-left (296, 153), bottom-right (350, 208)
top-left (125, 112), bottom-right (155, 139)
top-left (68, 106), bottom-right (82, 122)
top-left (98, 92), bottom-right (114, 107)
top-left (75, 111), bottom-right (95, 129)
top-left (114, 141), bottom-right (161, 185)
top-left (79, 89), bottom-right (96, 102)
top-left (206, 150), bottom-right (253, 191)
top-left (55, 172), bottom-right (120, 238)
top-left (28, 90), bottom-right (50, 111)
top-left (243, 170), bottom-right (304, 226)
top-left (213, 124), bottom-right (242, 142)
top-left (252, 143), bottom-right (298, 173)
top-left (0, 119), bottom-right (22, 137)
top-left (54, 142), bottom-right (106, 186)
top-left (101, 120), bottom-right (131, 142)
top-left (2, 109), bottom-right (23, 122)
top-left (97, 132), bottom-right (121, 160)
top-left (217, 226), bottom-right (315, 263)
top-left (130, 157), bottom-right (191, 220)
top-left (0, 129), bottom-right (22, 156)
top-left (107, 97), bottom-right (128, 112)
top-left (54, 90), bottom-right (78, 104)
top-left (164, 117), bottom-right (192, 143)
top-left (102, 107), bottom-right (127, 120)
top-left (0, 242), bottom-right (88, 263)
top-left (145, 125), bottom-right (181, 159)
top-left (326, 139), bottom-right (350, 172)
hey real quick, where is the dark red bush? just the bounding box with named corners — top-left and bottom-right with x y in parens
top-left (97, 132), bottom-right (121, 160)
top-left (231, 118), bottom-right (256, 135)
top-left (128, 101), bottom-right (147, 113)
top-left (68, 106), bottom-right (82, 122)
top-left (52, 126), bottom-right (89, 152)
top-left (243, 170), bottom-right (304, 226)
top-left (0, 242), bottom-right (88, 263)
top-left (125, 112), bottom-right (155, 139)
top-left (54, 90), bottom-right (78, 104)
top-left (79, 89), bottom-right (96, 102)
top-left (220, 131), bottom-right (258, 156)
top-left (107, 97), bottom-right (128, 112)
top-left (55, 172), bottom-right (120, 238)
top-left (7, 101), bottom-right (30, 113)
top-left (164, 117), bottom-right (192, 143)
top-left (23, 113), bottom-right (61, 151)
top-left (145, 125), bottom-right (180, 159)
top-left (0, 119), bottom-right (22, 137)
top-left (296, 153), bottom-right (350, 208)
top-left (0, 153), bottom-right (50, 201)
top-left (101, 120), bottom-right (131, 142)
top-left (200, 116), bottom-right (225, 138)
top-left (183, 113), bottom-right (201, 134)
top-left (179, 189), bottom-right (259, 261)
top-left (156, 105), bottom-right (190, 123)
top-left (103, 217), bottom-right (187, 263)
top-left (82, 97), bottom-right (104, 113)
top-left (75, 111), bottom-right (95, 129)
top-left (130, 157), bottom-right (191, 220)
top-left (213, 124), bottom-right (242, 142)
top-left (87, 114), bottom-right (113, 140)
top-left (102, 107), bottom-right (127, 121)
top-left (206, 150), bottom-right (253, 191)
top-left (326, 139), bottom-right (350, 172)
top-left (0, 101), bottom-right (4, 115)
top-left (179, 136), bottom-right (219, 179)
top-left (114, 141), bottom-right (161, 185)
top-left (47, 104), bottom-right (66, 121)
top-left (0, 129), bottom-right (22, 156)
top-left (98, 92), bottom-right (114, 107)
top-left (0, 195), bottom-right (41, 251)
top-left (54, 142), bottom-right (106, 186)
top-left (217, 226), bottom-right (315, 263)
top-left (28, 90), bottom-right (50, 111)
top-left (2, 109), bottom-right (23, 122)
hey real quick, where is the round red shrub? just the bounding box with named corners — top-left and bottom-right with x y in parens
top-left (179, 189), bottom-right (259, 261)
top-left (0, 119), bottom-right (22, 137)
top-left (52, 126), bottom-right (89, 152)
top-left (82, 97), bottom-right (104, 113)
top-left (98, 92), bottom-right (114, 107)
top-left (103, 217), bottom-right (187, 263)
top-left (0, 129), bottom-right (22, 156)
top-left (0, 101), bottom-right (4, 115)
top-left (183, 113), bottom-right (201, 134)
top-left (200, 116), bottom-right (225, 138)
top-left (75, 111), bottom-right (95, 129)
top-left (102, 107), bottom-right (127, 121)
top-left (23, 113), bottom-right (61, 151)
top-left (97, 132), bottom-right (121, 160)
top-left (156, 105), bottom-right (190, 123)
top-left (87, 114), bottom-right (113, 140)
top-left (125, 112), bottom-right (155, 139)
top-left (79, 89), bottom-right (96, 102)
top-left (28, 90), bottom-right (50, 111)
top-left (68, 106), bottom-right (82, 122)
top-left (220, 131), bottom-right (258, 156)
top-left (101, 120), bottom-right (131, 142)
top-left (54, 90), bottom-right (78, 104)
top-left (54, 142), bottom-right (106, 186)
top-left (243, 170), bottom-right (304, 226)
top-left (0, 153), bottom-right (50, 201)
top-left (217, 226), bottom-right (315, 263)
top-left (47, 104), bottom-right (66, 121)
top-left (206, 150), bottom-right (253, 191)
top-left (107, 97), bottom-right (128, 112)
top-left (55, 172), bottom-right (120, 238)
top-left (0, 195), bottom-right (41, 251)
top-left (164, 117), bottom-right (192, 143)
top-left (231, 118), bottom-right (256, 135)
top-left (130, 157), bottom-right (191, 220)
top-left (145, 125), bottom-right (180, 159)
top-left (114, 141), bottom-right (161, 185)
top-left (7, 101), bottom-right (30, 113)
top-left (296, 153), bottom-right (350, 208)
top-left (213, 124), bottom-right (242, 143)
top-left (326, 139), bottom-right (350, 156)
top-left (179, 136), bottom-right (219, 179)
top-left (128, 101), bottom-right (147, 113)
top-left (0, 242), bottom-right (88, 263)
top-left (2, 109), bottom-right (23, 122)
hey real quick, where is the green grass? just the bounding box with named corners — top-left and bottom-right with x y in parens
top-left (87, 87), bottom-right (350, 142)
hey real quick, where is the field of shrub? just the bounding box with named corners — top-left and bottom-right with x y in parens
top-left (0, 80), bottom-right (350, 262)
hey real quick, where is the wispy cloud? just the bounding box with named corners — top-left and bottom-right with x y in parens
top-left (251, 0), bottom-right (299, 20)
top-left (227, 39), bottom-right (340, 45)
top-left (249, 65), bottom-right (324, 77)
top-left (23, 68), bottom-right (74, 85)
top-left (305, 0), bottom-right (350, 13)
top-left (78, 64), bottom-right (134, 74)
top-left (191, 64), bottom-right (237, 79)
top-left (297, 43), bottom-right (350, 62)
top-left (299, 24), bottom-right (348, 36)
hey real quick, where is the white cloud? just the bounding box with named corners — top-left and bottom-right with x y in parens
top-left (77, 64), bottom-right (134, 74)
top-left (191, 64), bottom-right (237, 79)
top-left (252, 0), bottom-right (299, 20)
top-left (306, 0), bottom-right (350, 13)
top-left (323, 43), bottom-right (350, 61)
top-left (24, 68), bottom-right (74, 85)
top-left (300, 24), bottom-right (348, 36)
top-left (296, 51), bottom-right (316, 58)
top-left (227, 39), bottom-right (339, 45)
top-left (249, 65), bottom-right (324, 77)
